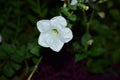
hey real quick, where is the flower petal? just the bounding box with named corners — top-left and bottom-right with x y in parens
top-left (37, 20), bottom-right (51, 32)
top-left (38, 33), bottom-right (49, 47)
top-left (59, 28), bottom-right (73, 43)
top-left (50, 16), bottom-right (67, 27)
top-left (70, 0), bottom-right (77, 5)
top-left (46, 34), bottom-right (64, 52)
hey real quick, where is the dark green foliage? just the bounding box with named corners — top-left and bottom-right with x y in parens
top-left (0, 0), bottom-right (120, 79)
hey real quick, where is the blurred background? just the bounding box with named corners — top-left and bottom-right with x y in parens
top-left (0, 0), bottom-right (120, 80)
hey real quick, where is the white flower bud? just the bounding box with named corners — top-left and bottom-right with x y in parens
top-left (87, 39), bottom-right (93, 45)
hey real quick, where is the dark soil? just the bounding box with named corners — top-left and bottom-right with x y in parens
top-left (31, 49), bottom-right (120, 80)
top-left (25, 44), bottom-right (120, 80)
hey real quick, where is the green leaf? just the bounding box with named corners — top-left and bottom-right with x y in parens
top-left (91, 19), bottom-right (101, 30)
top-left (107, 1), bottom-right (113, 8)
top-left (0, 50), bottom-right (7, 60)
top-left (68, 5), bottom-right (77, 10)
top-left (3, 65), bottom-right (14, 77)
top-left (11, 54), bottom-right (24, 63)
top-left (86, 58), bottom-right (93, 67)
top-left (30, 46), bottom-right (40, 56)
top-left (11, 45), bottom-right (26, 63)
top-left (28, 43), bottom-right (40, 56)
top-left (68, 14), bottom-right (77, 21)
top-left (32, 57), bottom-right (42, 64)
top-left (1, 43), bottom-right (15, 53)
top-left (32, 58), bottom-right (38, 64)
top-left (10, 62), bottom-right (21, 70)
top-left (73, 42), bottom-right (81, 52)
top-left (112, 49), bottom-right (120, 64)
top-left (88, 59), bottom-right (109, 73)
top-left (67, 23), bottom-right (72, 29)
top-left (89, 47), bottom-right (106, 57)
top-left (87, 59), bottom-right (104, 73)
top-left (27, 0), bottom-right (37, 7)
top-left (31, 7), bottom-right (40, 14)
top-left (98, 0), bottom-right (107, 3)
top-left (90, 61), bottom-right (104, 73)
top-left (61, 7), bottom-right (70, 16)
top-left (81, 33), bottom-right (92, 47)
top-left (75, 53), bottom-right (87, 62)
top-left (0, 76), bottom-right (8, 80)
top-left (27, 15), bottom-right (37, 24)
top-left (109, 9), bottom-right (120, 21)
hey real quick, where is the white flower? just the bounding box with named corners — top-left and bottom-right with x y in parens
top-left (37, 16), bottom-right (73, 52)
top-left (70, 0), bottom-right (78, 5)
top-left (61, 0), bottom-right (78, 5)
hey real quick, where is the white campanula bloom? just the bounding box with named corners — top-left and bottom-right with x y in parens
top-left (70, 0), bottom-right (78, 5)
top-left (61, 0), bottom-right (78, 5)
top-left (37, 16), bottom-right (73, 52)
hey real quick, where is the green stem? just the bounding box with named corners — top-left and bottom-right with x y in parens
top-left (82, 10), bottom-right (87, 26)
top-left (27, 57), bottom-right (42, 80)
top-left (37, 0), bottom-right (41, 16)
top-left (86, 10), bottom-right (94, 34)
top-left (83, 10), bottom-right (94, 52)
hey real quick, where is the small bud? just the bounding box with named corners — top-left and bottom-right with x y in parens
top-left (97, 12), bottom-right (105, 19)
top-left (87, 39), bottom-right (93, 45)
top-left (81, 4), bottom-right (89, 11)
top-left (84, 5), bottom-right (89, 11)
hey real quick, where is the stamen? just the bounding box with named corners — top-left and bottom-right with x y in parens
top-left (52, 29), bottom-right (59, 34)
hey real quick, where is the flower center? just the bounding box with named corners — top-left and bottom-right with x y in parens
top-left (51, 29), bottom-right (59, 36)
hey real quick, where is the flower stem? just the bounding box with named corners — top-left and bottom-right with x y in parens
top-left (82, 10), bottom-right (94, 52)
top-left (86, 10), bottom-right (94, 34)
top-left (37, 0), bottom-right (41, 16)
top-left (27, 57), bottom-right (42, 80)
